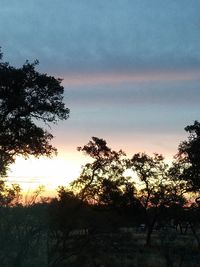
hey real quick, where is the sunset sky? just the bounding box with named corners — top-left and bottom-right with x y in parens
top-left (1, 0), bottom-right (200, 191)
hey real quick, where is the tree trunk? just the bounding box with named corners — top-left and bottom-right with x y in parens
top-left (146, 225), bottom-right (153, 246)
top-left (146, 217), bottom-right (157, 246)
top-left (190, 222), bottom-right (200, 249)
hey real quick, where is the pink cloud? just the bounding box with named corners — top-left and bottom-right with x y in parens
top-left (62, 69), bottom-right (200, 87)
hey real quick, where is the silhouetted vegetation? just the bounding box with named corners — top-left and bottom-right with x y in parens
top-left (1, 51), bottom-right (200, 266)
top-left (0, 49), bottom-right (69, 175)
top-left (0, 122), bottom-right (200, 266)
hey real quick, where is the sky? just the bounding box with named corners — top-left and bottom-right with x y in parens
top-left (0, 0), bottom-right (200, 191)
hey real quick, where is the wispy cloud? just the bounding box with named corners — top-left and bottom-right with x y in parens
top-left (62, 69), bottom-right (200, 86)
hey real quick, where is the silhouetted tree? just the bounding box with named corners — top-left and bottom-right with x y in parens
top-left (130, 153), bottom-right (186, 246)
top-left (0, 50), bottom-right (69, 175)
top-left (174, 121), bottom-right (200, 248)
top-left (0, 181), bottom-right (21, 206)
top-left (48, 187), bottom-right (90, 266)
top-left (72, 137), bottom-right (143, 233)
top-left (176, 121), bottom-right (200, 196)
top-left (71, 137), bottom-right (129, 203)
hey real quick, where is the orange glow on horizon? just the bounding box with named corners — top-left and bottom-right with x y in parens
top-left (6, 131), bottom-right (182, 195)
top-left (7, 155), bottom-right (87, 192)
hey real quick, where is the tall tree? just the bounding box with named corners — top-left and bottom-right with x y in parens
top-left (172, 121), bottom-right (200, 248)
top-left (0, 50), bottom-right (69, 175)
top-left (177, 121), bottom-right (200, 195)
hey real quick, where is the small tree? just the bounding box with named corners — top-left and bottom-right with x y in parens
top-left (0, 181), bottom-right (21, 206)
top-left (48, 187), bottom-right (90, 266)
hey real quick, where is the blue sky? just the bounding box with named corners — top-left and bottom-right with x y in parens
top-left (0, 0), bottom-right (200, 189)
top-left (1, 1), bottom-right (200, 73)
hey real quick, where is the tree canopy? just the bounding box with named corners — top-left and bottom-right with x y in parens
top-left (173, 120), bottom-right (200, 208)
top-left (0, 51), bottom-right (69, 175)
top-left (71, 137), bottom-right (131, 203)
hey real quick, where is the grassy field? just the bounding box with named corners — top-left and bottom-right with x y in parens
top-left (1, 205), bottom-right (200, 267)
top-left (50, 229), bottom-right (200, 267)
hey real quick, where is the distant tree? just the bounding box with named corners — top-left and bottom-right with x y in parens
top-left (71, 137), bottom-right (144, 235)
top-left (0, 50), bottom-right (69, 175)
top-left (71, 137), bottom-right (129, 203)
top-left (130, 153), bottom-right (186, 246)
top-left (0, 180), bottom-right (21, 206)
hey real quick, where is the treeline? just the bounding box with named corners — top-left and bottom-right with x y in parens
top-left (0, 121), bottom-right (200, 266)
top-left (1, 51), bottom-right (200, 266)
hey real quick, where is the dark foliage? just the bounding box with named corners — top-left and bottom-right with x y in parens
top-left (177, 121), bottom-right (200, 193)
top-left (0, 50), bottom-right (69, 175)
